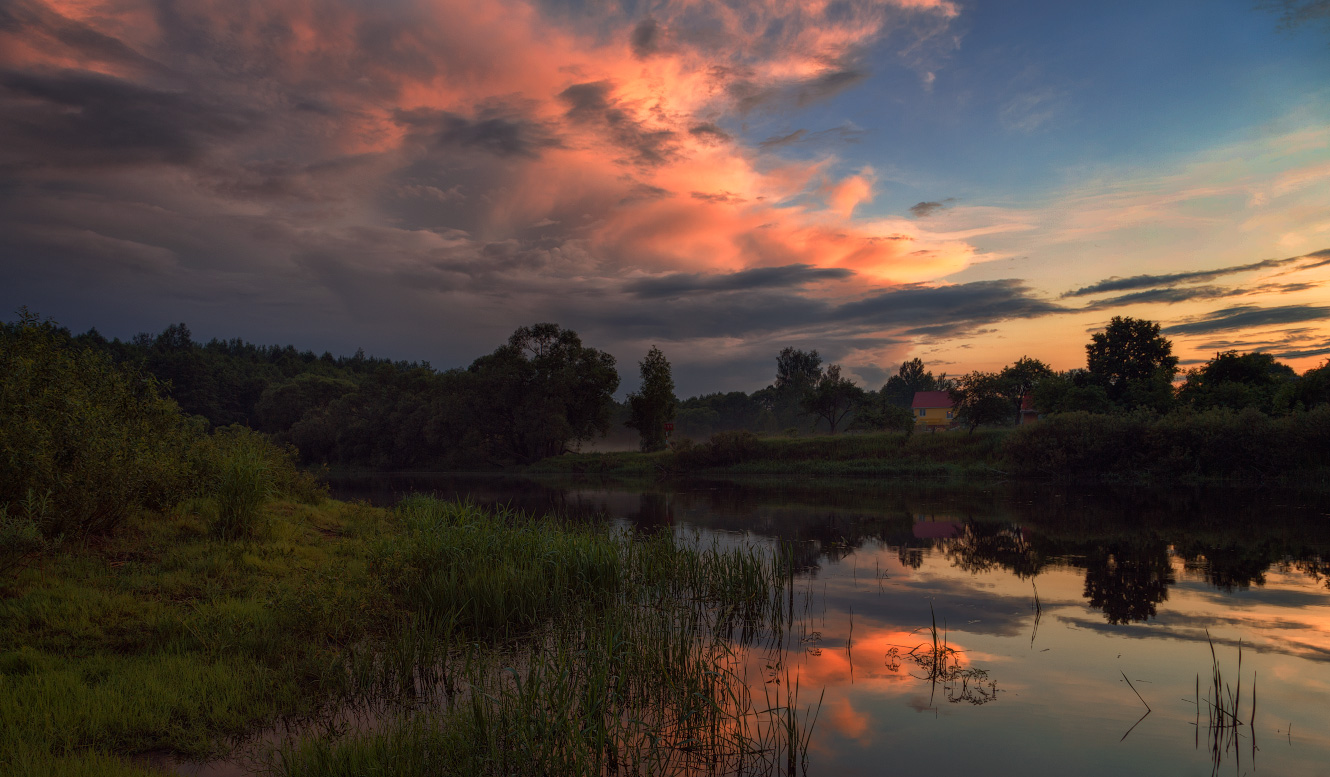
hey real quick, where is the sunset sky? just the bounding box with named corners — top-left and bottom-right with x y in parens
top-left (2, 0), bottom-right (1328, 394)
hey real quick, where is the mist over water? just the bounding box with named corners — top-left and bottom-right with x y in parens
top-left (328, 474), bottom-right (1330, 776)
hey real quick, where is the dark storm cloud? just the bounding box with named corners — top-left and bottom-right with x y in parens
top-left (839, 279), bottom-right (1072, 336)
top-left (731, 69), bottom-right (868, 114)
top-left (630, 18), bottom-right (661, 58)
top-left (1062, 249), bottom-right (1330, 298)
top-left (1273, 344), bottom-right (1330, 359)
top-left (0, 0), bottom-right (161, 74)
top-left (757, 123), bottom-right (864, 150)
top-left (688, 122), bottom-right (730, 142)
top-left (0, 69), bottom-right (256, 167)
top-left (558, 80), bottom-right (676, 166)
top-left (1081, 285), bottom-right (1239, 309)
top-left (1162, 304), bottom-right (1330, 336)
top-left (395, 108), bottom-right (562, 158)
top-left (908, 198), bottom-right (955, 218)
top-left (626, 264), bottom-right (853, 298)
top-left (598, 277), bottom-right (1071, 345)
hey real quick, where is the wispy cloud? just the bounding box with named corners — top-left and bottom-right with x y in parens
top-left (1163, 304), bottom-right (1330, 336)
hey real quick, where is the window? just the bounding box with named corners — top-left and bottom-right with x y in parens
top-left (918, 409), bottom-right (925, 416)
top-left (946, 411), bottom-right (953, 419)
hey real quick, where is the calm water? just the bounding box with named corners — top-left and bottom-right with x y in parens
top-left (330, 474), bottom-right (1330, 777)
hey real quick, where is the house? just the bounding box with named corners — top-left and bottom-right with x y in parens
top-left (911, 390), bottom-right (954, 430)
top-left (1019, 394), bottom-right (1040, 425)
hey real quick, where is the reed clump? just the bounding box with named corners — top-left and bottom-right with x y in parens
top-left (282, 497), bottom-right (818, 777)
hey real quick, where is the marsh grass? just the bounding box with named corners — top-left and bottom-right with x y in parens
top-left (886, 605), bottom-right (998, 707)
top-left (1190, 632), bottom-right (1259, 774)
top-left (3, 491), bottom-right (818, 776)
top-left (278, 497), bottom-right (820, 776)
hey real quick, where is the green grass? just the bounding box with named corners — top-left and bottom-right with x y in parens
top-left (2, 496), bottom-right (810, 776)
top-left (0, 499), bottom-right (389, 774)
top-left (528, 429), bottom-right (1011, 479)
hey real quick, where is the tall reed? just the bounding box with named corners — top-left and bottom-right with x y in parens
top-left (279, 497), bottom-right (819, 776)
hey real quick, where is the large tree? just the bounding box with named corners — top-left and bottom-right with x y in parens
top-left (998, 356), bottom-right (1054, 422)
top-left (948, 372), bottom-right (1011, 433)
top-left (800, 364), bottom-right (865, 434)
top-left (468, 323), bottom-right (619, 464)
top-left (1178, 351), bottom-right (1296, 413)
top-left (882, 358), bottom-right (940, 408)
top-left (625, 346), bottom-right (677, 452)
top-left (1085, 316), bottom-right (1179, 409)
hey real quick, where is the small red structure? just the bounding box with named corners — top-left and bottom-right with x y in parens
top-left (1019, 394), bottom-right (1040, 425)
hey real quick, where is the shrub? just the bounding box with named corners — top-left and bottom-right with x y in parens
top-left (0, 310), bottom-right (196, 542)
top-left (195, 426), bottom-right (325, 538)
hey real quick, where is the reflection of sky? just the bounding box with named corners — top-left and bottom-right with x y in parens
top-left (765, 542), bottom-right (1330, 777)
top-left (332, 475), bottom-right (1330, 774)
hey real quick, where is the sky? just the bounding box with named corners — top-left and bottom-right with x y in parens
top-left (2, 0), bottom-right (1329, 395)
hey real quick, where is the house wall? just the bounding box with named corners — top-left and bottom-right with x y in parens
top-left (913, 407), bottom-right (953, 427)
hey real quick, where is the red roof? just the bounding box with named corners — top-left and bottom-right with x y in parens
top-left (1021, 394), bottom-right (1037, 412)
top-left (911, 391), bottom-right (953, 409)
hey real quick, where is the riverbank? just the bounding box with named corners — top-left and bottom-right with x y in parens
top-left (528, 407), bottom-right (1330, 485)
top-left (0, 496), bottom-right (800, 776)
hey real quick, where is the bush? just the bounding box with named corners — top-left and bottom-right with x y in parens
top-left (0, 310), bottom-right (196, 542)
top-left (1002, 407), bottom-right (1330, 481)
top-left (195, 426), bottom-right (326, 539)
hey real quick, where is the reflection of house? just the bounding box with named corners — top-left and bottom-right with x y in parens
top-left (911, 391), bottom-right (954, 430)
top-left (912, 515), bottom-right (961, 539)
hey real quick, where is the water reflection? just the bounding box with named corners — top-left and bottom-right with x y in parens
top-left (329, 474), bottom-right (1330, 629)
top-left (326, 473), bottom-right (1330, 775)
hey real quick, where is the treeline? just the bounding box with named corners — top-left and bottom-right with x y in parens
top-left (675, 316), bottom-right (1330, 439)
top-left (14, 315), bottom-right (619, 469)
top-left (12, 309), bottom-right (1330, 472)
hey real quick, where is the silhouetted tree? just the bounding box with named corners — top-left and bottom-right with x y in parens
top-left (626, 346), bottom-right (677, 452)
top-left (949, 372), bottom-right (1011, 433)
top-left (998, 356), bottom-right (1054, 422)
top-left (468, 323), bottom-right (619, 464)
top-left (1178, 351), bottom-right (1296, 413)
top-left (1086, 316), bottom-right (1178, 410)
top-left (882, 358), bottom-right (939, 408)
top-left (800, 364), bottom-right (864, 434)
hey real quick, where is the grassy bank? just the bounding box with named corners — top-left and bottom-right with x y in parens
top-left (529, 406), bottom-right (1330, 484)
top-left (529, 429), bottom-right (1012, 479)
top-left (1, 496), bottom-right (807, 776)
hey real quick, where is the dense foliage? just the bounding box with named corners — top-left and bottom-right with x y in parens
top-left (1, 313), bottom-right (323, 572)
top-left (1, 311), bottom-right (196, 545)
top-left (13, 309), bottom-right (1330, 470)
top-left (625, 346), bottom-right (677, 452)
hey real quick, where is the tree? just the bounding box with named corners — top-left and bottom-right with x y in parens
top-left (848, 395), bottom-right (917, 437)
top-left (998, 356), bottom-right (1054, 422)
top-left (882, 358), bottom-right (939, 408)
top-left (948, 372), bottom-right (1011, 433)
top-left (1178, 351), bottom-right (1296, 413)
top-left (1276, 359), bottom-right (1330, 411)
top-left (468, 323), bottom-right (619, 464)
top-left (766, 347), bottom-right (822, 429)
top-left (800, 364), bottom-right (865, 434)
top-left (625, 346), bottom-right (677, 452)
top-left (1032, 370), bottom-right (1114, 415)
top-left (1085, 316), bottom-right (1179, 409)
top-left (775, 347), bottom-right (822, 392)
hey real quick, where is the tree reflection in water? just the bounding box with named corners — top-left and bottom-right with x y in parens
top-left (1082, 543), bottom-right (1175, 624)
